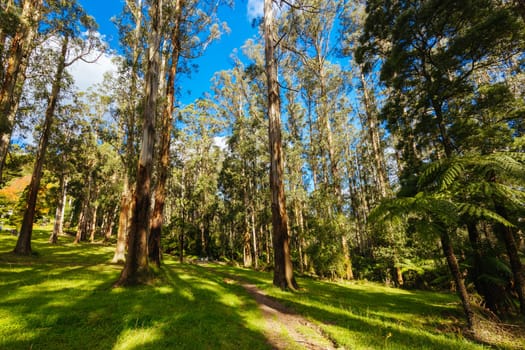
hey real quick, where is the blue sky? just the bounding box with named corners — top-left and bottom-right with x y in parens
top-left (75, 0), bottom-right (263, 105)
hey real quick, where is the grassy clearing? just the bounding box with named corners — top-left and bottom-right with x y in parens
top-left (205, 264), bottom-right (524, 350)
top-left (0, 229), bottom-right (270, 350)
top-left (1, 228), bottom-right (522, 349)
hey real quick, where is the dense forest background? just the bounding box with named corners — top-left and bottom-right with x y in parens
top-left (1, 0), bottom-right (524, 332)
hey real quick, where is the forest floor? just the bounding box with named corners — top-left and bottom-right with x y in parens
top-left (200, 262), bottom-right (338, 349)
top-left (1, 227), bottom-right (524, 350)
top-left (238, 281), bottom-right (337, 349)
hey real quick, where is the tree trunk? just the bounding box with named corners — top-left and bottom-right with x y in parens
top-left (431, 98), bottom-right (454, 158)
top-left (0, 0), bottom-right (15, 81)
top-left (112, 0), bottom-right (143, 262)
top-left (114, 0), bottom-right (162, 287)
top-left (75, 167), bottom-right (93, 244)
top-left (359, 69), bottom-right (389, 198)
top-left (251, 204), bottom-right (258, 269)
top-left (295, 201), bottom-right (307, 273)
top-left (341, 236), bottom-right (354, 280)
top-left (89, 203), bottom-right (98, 242)
top-left (179, 231), bottom-right (184, 263)
top-left (264, 223), bottom-right (270, 264)
top-left (494, 203), bottom-right (525, 317)
top-left (103, 205), bottom-right (118, 242)
top-left (440, 230), bottom-right (475, 330)
top-left (243, 226), bottom-right (253, 267)
top-left (14, 35), bottom-right (68, 255)
top-left (319, 66), bottom-right (355, 281)
top-left (49, 175), bottom-right (68, 244)
top-left (0, 0), bottom-right (43, 183)
top-left (306, 99), bottom-right (318, 190)
top-left (467, 221), bottom-right (501, 314)
top-left (199, 221), bottom-right (207, 257)
top-left (243, 168), bottom-right (252, 267)
top-left (264, 0), bottom-right (297, 290)
top-left (75, 208), bottom-right (85, 244)
top-left (179, 167), bottom-right (186, 264)
top-left (112, 178), bottom-right (132, 263)
top-left (149, 0), bottom-right (181, 267)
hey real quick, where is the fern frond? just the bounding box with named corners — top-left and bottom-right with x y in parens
top-left (437, 161), bottom-right (464, 191)
top-left (481, 153), bottom-right (525, 182)
top-left (369, 196), bottom-right (417, 224)
top-left (413, 219), bottom-right (446, 237)
top-left (428, 197), bottom-right (455, 218)
top-left (418, 159), bottom-right (448, 189)
top-left (369, 192), bottom-right (459, 236)
top-left (457, 202), bottom-right (515, 227)
top-left (490, 182), bottom-right (525, 206)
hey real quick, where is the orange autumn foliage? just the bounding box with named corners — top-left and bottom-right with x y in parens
top-left (0, 175), bottom-right (31, 202)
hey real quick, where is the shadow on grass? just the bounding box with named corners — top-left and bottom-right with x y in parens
top-left (0, 234), bottom-right (271, 350)
top-left (0, 231), bottom-right (490, 350)
top-left (205, 263), bottom-right (485, 350)
top-left (0, 230), bottom-right (115, 266)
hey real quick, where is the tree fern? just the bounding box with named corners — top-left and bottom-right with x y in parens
top-left (480, 153), bottom-right (525, 182)
top-left (369, 193), bottom-right (459, 233)
top-left (456, 202), bottom-right (514, 227)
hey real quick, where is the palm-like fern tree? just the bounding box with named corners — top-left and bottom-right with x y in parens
top-left (419, 152), bottom-right (525, 318)
top-left (371, 152), bottom-right (525, 328)
top-left (370, 192), bottom-right (476, 329)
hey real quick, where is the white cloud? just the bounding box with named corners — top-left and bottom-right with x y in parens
top-left (247, 0), bottom-right (264, 21)
top-left (68, 51), bottom-right (117, 92)
top-left (213, 136), bottom-right (228, 151)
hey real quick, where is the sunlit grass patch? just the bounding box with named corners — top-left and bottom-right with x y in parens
top-left (205, 263), bottom-right (491, 350)
top-left (0, 230), bottom-right (271, 350)
top-left (113, 327), bottom-right (163, 350)
top-left (2, 229), bottom-right (517, 349)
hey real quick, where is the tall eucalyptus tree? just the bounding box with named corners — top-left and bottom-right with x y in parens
top-left (212, 47), bottom-right (269, 268)
top-left (110, 0), bottom-right (144, 263)
top-left (0, 0), bottom-right (44, 184)
top-left (14, 1), bottom-right (102, 255)
top-left (264, 0), bottom-right (297, 290)
top-left (149, 0), bottom-right (230, 266)
top-left (114, 0), bottom-right (163, 286)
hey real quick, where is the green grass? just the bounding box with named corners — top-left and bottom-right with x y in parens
top-left (1, 228), bottom-right (521, 349)
top-left (204, 264), bottom-right (495, 350)
top-left (0, 229), bottom-right (270, 350)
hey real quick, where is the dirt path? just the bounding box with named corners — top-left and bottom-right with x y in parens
top-left (206, 268), bottom-right (338, 350)
top-left (238, 280), bottom-right (339, 350)
top-left (195, 262), bottom-right (339, 349)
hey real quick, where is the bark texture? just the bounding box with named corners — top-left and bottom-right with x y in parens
top-left (441, 231), bottom-right (475, 330)
top-left (264, 0), bottom-right (297, 290)
top-left (0, 0), bottom-right (43, 183)
top-left (149, 0), bottom-right (182, 267)
top-left (49, 176), bottom-right (67, 244)
top-left (112, 179), bottom-right (132, 263)
top-left (115, 0), bottom-right (162, 286)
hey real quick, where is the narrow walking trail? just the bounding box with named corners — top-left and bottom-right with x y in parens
top-left (200, 262), bottom-right (340, 350)
top-left (238, 280), bottom-right (338, 350)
